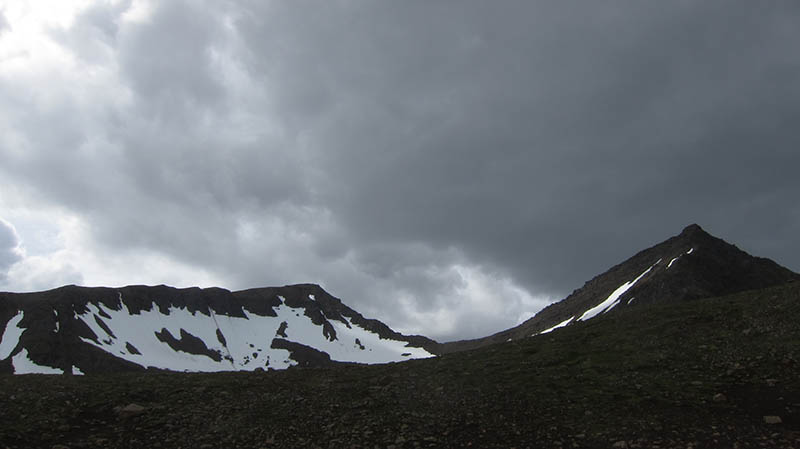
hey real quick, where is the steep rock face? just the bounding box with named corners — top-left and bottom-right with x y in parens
top-left (440, 224), bottom-right (800, 353)
top-left (0, 284), bottom-right (437, 374)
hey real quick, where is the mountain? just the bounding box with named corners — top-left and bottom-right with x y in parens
top-left (440, 224), bottom-right (800, 353)
top-left (0, 283), bottom-right (437, 374)
top-left (3, 223), bottom-right (797, 373)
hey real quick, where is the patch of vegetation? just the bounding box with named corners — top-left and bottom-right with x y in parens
top-left (1, 283), bottom-right (799, 448)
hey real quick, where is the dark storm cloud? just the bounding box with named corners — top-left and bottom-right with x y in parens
top-left (233, 1), bottom-right (800, 294)
top-left (2, 1), bottom-right (799, 340)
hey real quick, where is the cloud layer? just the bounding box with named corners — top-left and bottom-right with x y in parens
top-left (1, 1), bottom-right (799, 340)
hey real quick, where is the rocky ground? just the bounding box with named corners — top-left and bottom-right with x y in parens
top-left (1, 282), bottom-right (799, 449)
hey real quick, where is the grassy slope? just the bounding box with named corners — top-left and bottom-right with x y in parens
top-left (1, 282), bottom-right (799, 449)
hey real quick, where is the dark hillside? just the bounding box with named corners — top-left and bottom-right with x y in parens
top-left (2, 282), bottom-right (799, 448)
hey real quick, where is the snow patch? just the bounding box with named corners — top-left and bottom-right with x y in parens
top-left (603, 299), bottom-right (621, 313)
top-left (579, 262), bottom-right (657, 321)
top-left (277, 305), bottom-right (433, 363)
top-left (0, 311), bottom-right (25, 360)
top-left (539, 316), bottom-right (575, 335)
top-left (667, 248), bottom-right (694, 269)
top-left (12, 348), bottom-right (63, 374)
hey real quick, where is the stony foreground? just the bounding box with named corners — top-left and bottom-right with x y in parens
top-left (2, 283), bottom-right (800, 449)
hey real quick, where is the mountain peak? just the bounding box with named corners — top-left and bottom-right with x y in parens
top-left (670, 223), bottom-right (718, 248)
top-left (440, 224), bottom-right (800, 353)
top-left (679, 223), bottom-right (706, 236)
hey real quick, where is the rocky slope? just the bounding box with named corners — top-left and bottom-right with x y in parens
top-left (0, 283), bottom-right (436, 374)
top-left (1, 281), bottom-right (799, 448)
top-left (440, 224), bottom-right (800, 353)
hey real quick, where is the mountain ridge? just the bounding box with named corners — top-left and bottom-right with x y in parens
top-left (0, 283), bottom-right (437, 374)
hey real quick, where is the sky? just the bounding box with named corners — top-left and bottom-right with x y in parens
top-left (1, 1), bottom-right (799, 342)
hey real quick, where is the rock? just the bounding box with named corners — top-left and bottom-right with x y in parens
top-left (52, 445), bottom-right (70, 449)
top-left (764, 416), bottom-right (782, 424)
top-left (115, 403), bottom-right (147, 418)
top-left (612, 441), bottom-right (628, 448)
top-left (712, 393), bottom-right (727, 402)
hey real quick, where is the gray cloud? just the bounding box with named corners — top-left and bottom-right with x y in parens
top-left (0, 219), bottom-right (22, 284)
top-left (118, 1), bottom-right (225, 113)
top-left (47, 1), bottom-right (127, 65)
top-left (0, 1), bottom-right (798, 340)
top-left (0, 11), bottom-right (8, 36)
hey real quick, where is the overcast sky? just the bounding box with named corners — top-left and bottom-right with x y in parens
top-left (1, 1), bottom-right (799, 341)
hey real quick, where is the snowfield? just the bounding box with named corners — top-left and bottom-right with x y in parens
top-left (73, 294), bottom-right (433, 373)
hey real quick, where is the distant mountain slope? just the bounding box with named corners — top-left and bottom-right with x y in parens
top-left (440, 224), bottom-right (800, 353)
top-left (0, 284), bottom-right (436, 374)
